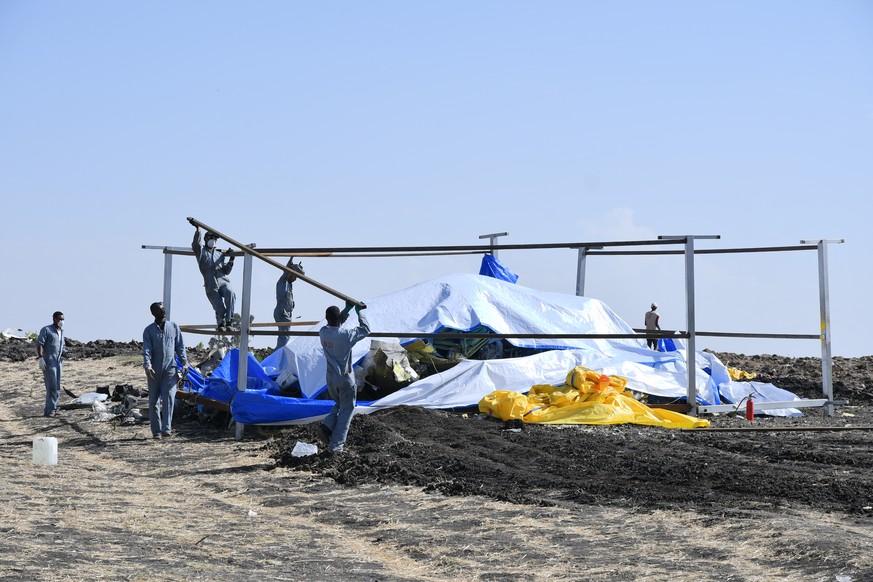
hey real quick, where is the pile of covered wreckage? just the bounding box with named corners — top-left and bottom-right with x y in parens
top-left (179, 271), bottom-right (805, 429)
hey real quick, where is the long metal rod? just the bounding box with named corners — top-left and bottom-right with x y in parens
top-left (156, 248), bottom-right (488, 258)
top-left (685, 236), bottom-right (698, 414)
top-left (589, 244), bottom-right (817, 256)
top-left (818, 241), bottom-right (834, 416)
top-left (691, 331), bottom-right (820, 339)
top-left (180, 324), bottom-right (821, 340)
top-left (179, 326), bottom-right (687, 339)
top-left (235, 251), bottom-right (253, 440)
top-left (254, 238), bottom-right (681, 254)
top-left (187, 217), bottom-right (366, 307)
top-left (698, 399), bottom-right (831, 413)
top-left (575, 248), bottom-right (587, 297)
top-left (686, 425), bottom-right (873, 433)
top-left (162, 252), bottom-right (173, 320)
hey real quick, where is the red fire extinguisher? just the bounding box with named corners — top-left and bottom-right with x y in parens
top-left (745, 397), bottom-right (754, 421)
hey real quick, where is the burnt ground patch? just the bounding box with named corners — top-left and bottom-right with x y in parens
top-left (274, 404), bottom-right (873, 516)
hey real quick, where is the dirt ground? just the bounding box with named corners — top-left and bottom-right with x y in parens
top-left (1, 339), bottom-right (871, 581)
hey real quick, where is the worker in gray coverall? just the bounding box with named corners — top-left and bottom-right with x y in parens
top-left (192, 226), bottom-right (236, 331)
top-left (274, 258), bottom-right (304, 350)
top-left (645, 302), bottom-right (661, 351)
top-left (316, 301), bottom-right (370, 455)
top-left (37, 311), bottom-right (66, 417)
top-left (143, 302), bottom-right (188, 440)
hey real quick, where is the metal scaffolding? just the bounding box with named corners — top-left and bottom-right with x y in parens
top-left (144, 218), bottom-right (843, 437)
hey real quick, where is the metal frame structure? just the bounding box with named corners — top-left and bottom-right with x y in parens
top-left (580, 238), bottom-right (845, 415)
top-left (144, 219), bottom-right (842, 437)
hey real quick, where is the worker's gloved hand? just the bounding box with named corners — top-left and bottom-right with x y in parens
top-left (181, 364), bottom-right (189, 377)
top-left (38, 357), bottom-right (46, 371)
top-left (144, 364), bottom-right (156, 379)
top-left (355, 302), bottom-right (366, 313)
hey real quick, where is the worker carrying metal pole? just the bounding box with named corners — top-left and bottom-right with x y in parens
top-left (186, 217), bottom-right (366, 309)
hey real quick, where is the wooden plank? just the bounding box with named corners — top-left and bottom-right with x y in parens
top-left (176, 389), bottom-right (230, 412)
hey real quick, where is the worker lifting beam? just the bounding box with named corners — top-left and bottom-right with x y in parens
top-left (187, 217), bottom-right (367, 308)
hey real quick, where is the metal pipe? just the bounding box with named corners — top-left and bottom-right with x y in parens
top-left (178, 326), bottom-right (680, 339)
top-left (162, 251), bottom-right (173, 320)
top-left (187, 217), bottom-right (366, 307)
top-left (817, 240), bottom-right (834, 416)
top-left (588, 244), bottom-right (816, 256)
top-left (685, 236), bottom-right (698, 414)
top-left (478, 232), bottom-right (508, 259)
top-left (575, 248), bottom-right (587, 297)
top-left (235, 250), bottom-right (254, 440)
top-left (253, 237), bottom-right (681, 255)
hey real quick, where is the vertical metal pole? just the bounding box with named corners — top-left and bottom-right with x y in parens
top-left (817, 241), bottom-right (834, 416)
top-left (478, 232), bottom-right (508, 259)
top-left (234, 251), bottom-right (253, 440)
top-left (162, 251), bottom-right (173, 319)
top-left (684, 237), bottom-right (698, 415)
top-left (575, 248), bottom-right (588, 297)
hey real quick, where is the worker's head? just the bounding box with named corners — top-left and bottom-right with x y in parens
top-left (150, 302), bottom-right (165, 321)
top-left (651, 302), bottom-right (658, 311)
top-left (52, 311), bottom-right (64, 329)
top-left (325, 305), bottom-right (348, 326)
top-left (286, 259), bottom-right (304, 282)
top-left (204, 231), bottom-right (218, 249)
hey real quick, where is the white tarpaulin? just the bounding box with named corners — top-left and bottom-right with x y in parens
top-left (261, 273), bottom-right (728, 407)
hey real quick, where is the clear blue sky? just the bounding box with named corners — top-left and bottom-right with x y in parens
top-left (2, 1), bottom-right (871, 357)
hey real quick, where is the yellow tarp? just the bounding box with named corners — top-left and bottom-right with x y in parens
top-left (478, 366), bottom-right (709, 429)
top-left (728, 366), bottom-right (757, 381)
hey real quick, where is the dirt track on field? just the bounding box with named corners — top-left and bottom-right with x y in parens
top-left (1, 344), bottom-right (872, 581)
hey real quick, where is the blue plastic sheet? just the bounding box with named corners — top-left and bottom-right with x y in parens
top-left (479, 254), bottom-right (519, 283)
top-left (196, 349), bottom-right (280, 403)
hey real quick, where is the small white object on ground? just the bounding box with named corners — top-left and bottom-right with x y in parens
top-left (291, 441), bottom-right (318, 457)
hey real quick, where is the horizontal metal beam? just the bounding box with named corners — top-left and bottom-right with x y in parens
top-left (588, 244), bottom-right (818, 256)
top-left (630, 329), bottom-right (820, 340)
top-left (698, 399), bottom-right (830, 414)
top-left (179, 326), bottom-right (666, 339)
top-left (252, 238), bottom-right (685, 255)
top-left (694, 331), bottom-right (820, 340)
top-left (687, 424), bottom-right (871, 432)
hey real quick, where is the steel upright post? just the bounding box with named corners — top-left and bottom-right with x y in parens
top-left (818, 241), bottom-right (834, 416)
top-left (478, 232), bottom-right (508, 259)
top-left (235, 251), bottom-right (253, 440)
top-left (684, 236), bottom-right (698, 415)
top-left (575, 248), bottom-right (587, 297)
top-left (162, 251), bottom-right (173, 319)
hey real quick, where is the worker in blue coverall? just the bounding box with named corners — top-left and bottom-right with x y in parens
top-left (36, 311), bottom-right (66, 417)
top-left (192, 226), bottom-right (236, 331)
top-left (274, 258), bottom-right (304, 350)
top-left (316, 301), bottom-right (370, 455)
top-left (143, 302), bottom-right (188, 440)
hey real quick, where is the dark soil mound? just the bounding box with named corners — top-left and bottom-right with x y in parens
top-left (0, 337), bottom-right (273, 365)
top-left (0, 337), bottom-right (144, 362)
top-left (274, 405), bottom-right (873, 516)
top-left (711, 351), bottom-right (873, 405)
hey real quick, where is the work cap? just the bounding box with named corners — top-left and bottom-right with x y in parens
top-left (651, 302), bottom-right (658, 309)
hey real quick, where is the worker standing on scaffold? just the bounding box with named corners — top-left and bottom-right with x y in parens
top-left (192, 226), bottom-right (237, 332)
top-left (274, 258), bottom-right (304, 350)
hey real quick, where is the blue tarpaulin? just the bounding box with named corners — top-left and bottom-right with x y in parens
top-left (198, 349), bottom-right (280, 402)
top-left (479, 254), bottom-right (519, 283)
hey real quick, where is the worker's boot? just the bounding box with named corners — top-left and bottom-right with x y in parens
top-left (316, 424), bottom-right (332, 445)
